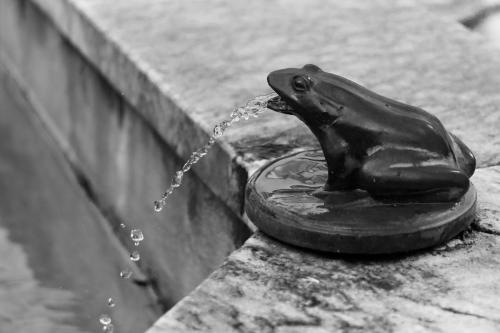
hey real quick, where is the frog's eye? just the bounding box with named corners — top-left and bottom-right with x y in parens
top-left (291, 76), bottom-right (310, 92)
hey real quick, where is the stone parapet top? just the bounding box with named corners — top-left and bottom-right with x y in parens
top-left (31, 0), bottom-right (500, 217)
top-left (147, 166), bottom-right (500, 332)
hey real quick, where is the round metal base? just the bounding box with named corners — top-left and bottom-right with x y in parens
top-left (245, 150), bottom-right (477, 254)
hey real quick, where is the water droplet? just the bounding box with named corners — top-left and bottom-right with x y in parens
top-left (249, 106), bottom-right (263, 117)
top-left (173, 171), bottom-right (183, 186)
top-left (107, 298), bottom-right (115, 307)
top-left (120, 223), bottom-right (126, 228)
top-left (154, 200), bottom-right (162, 212)
top-left (130, 251), bottom-right (140, 261)
top-left (198, 144), bottom-right (212, 157)
top-left (162, 187), bottom-right (174, 199)
top-left (220, 120), bottom-right (230, 130)
top-left (213, 124), bottom-right (224, 137)
top-left (189, 152), bottom-right (201, 164)
top-left (120, 269), bottom-right (132, 279)
top-left (99, 314), bottom-right (112, 325)
top-left (130, 229), bottom-right (144, 243)
top-left (103, 323), bottom-right (114, 333)
top-left (232, 107), bottom-right (249, 120)
top-left (230, 109), bottom-right (240, 119)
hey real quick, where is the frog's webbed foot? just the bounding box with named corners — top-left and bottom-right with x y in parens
top-left (356, 150), bottom-right (470, 202)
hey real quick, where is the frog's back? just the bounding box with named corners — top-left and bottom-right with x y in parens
top-left (317, 71), bottom-right (455, 157)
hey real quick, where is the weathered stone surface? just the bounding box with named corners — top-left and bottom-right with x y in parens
top-left (0, 63), bottom-right (160, 333)
top-left (472, 10), bottom-right (500, 50)
top-left (147, 167), bottom-right (500, 333)
top-left (0, 0), bottom-right (250, 309)
top-left (27, 0), bottom-right (500, 217)
top-left (471, 167), bottom-right (500, 235)
top-left (407, 0), bottom-right (500, 23)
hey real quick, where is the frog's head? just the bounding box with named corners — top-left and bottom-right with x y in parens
top-left (267, 64), bottom-right (364, 127)
top-left (266, 64), bottom-right (323, 116)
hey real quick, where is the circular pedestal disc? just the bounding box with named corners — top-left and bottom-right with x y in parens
top-left (245, 150), bottom-right (477, 254)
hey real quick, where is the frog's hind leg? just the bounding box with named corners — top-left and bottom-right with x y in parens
top-left (449, 132), bottom-right (476, 177)
top-left (357, 150), bottom-right (470, 202)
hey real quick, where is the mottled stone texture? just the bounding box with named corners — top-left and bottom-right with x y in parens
top-left (148, 167), bottom-right (500, 333)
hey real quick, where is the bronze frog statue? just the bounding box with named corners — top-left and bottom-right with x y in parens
top-left (266, 64), bottom-right (475, 203)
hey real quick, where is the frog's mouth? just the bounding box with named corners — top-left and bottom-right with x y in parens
top-left (266, 95), bottom-right (294, 115)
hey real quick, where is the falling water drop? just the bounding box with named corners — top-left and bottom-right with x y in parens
top-left (220, 120), bottom-right (231, 130)
top-left (130, 250), bottom-right (140, 262)
top-left (163, 187), bottom-right (174, 199)
top-left (107, 298), bottom-right (116, 308)
top-left (130, 229), bottom-right (144, 244)
top-left (197, 148), bottom-right (208, 157)
top-left (120, 269), bottom-right (132, 279)
top-left (213, 124), bottom-right (224, 138)
top-left (153, 200), bottom-right (162, 212)
top-left (189, 152), bottom-right (201, 164)
top-left (99, 314), bottom-right (112, 325)
top-left (173, 171), bottom-right (183, 187)
top-left (103, 323), bottom-right (114, 333)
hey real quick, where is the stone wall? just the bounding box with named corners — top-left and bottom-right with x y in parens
top-left (0, 0), bottom-right (250, 311)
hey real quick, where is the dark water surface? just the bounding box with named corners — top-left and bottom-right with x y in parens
top-left (0, 68), bottom-right (159, 332)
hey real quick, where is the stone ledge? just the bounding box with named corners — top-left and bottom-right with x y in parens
top-left (28, 0), bottom-right (500, 219)
top-left (147, 166), bottom-right (500, 333)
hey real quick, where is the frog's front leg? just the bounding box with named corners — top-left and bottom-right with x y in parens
top-left (318, 133), bottom-right (359, 191)
top-left (356, 149), bottom-right (469, 202)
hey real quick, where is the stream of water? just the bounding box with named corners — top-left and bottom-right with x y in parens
top-left (98, 93), bottom-right (276, 332)
top-left (153, 93), bottom-right (276, 212)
